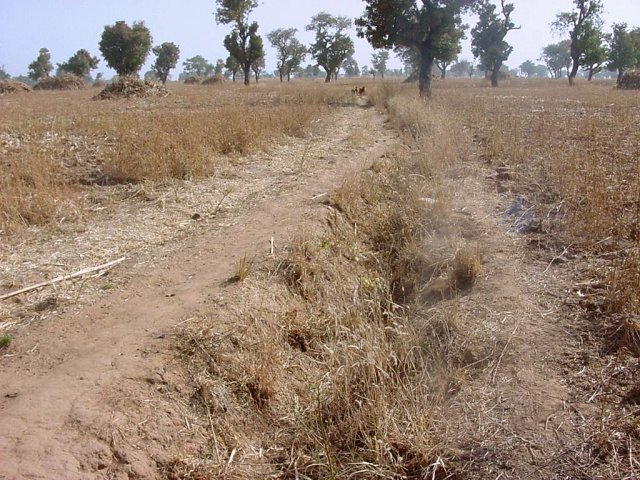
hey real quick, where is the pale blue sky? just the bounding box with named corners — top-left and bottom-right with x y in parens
top-left (1, 1), bottom-right (639, 78)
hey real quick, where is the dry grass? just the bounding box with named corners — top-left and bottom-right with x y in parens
top-left (167, 84), bottom-right (478, 478)
top-left (433, 78), bottom-right (640, 316)
top-left (0, 81), bottom-right (352, 235)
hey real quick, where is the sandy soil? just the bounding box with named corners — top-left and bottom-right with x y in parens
top-left (0, 100), bottom-right (616, 479)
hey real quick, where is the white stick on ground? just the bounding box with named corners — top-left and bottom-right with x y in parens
top-left (0, 257), bottom-right (127, 301)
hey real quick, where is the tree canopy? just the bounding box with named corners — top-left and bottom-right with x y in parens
top-left (471, 0), bottom-right (519, 87)
top-left (539, 40), bottom-right (572, 78)
top-left (183, 55), bottom-right (214, 77)
top-left (152, 42), bottom-right (180, 84)
top-left (215, 0), bottom-right (264, 85)
top-left (99, 21), bottom-right (152, 77)
top-left (58, 49), bottom-right (99, 78)
top-left (307, 12), bottom-right (355, 83)
top-left (28, 48), bottom-right (53, 81)
top-left (607, 23), bottom-right (639, 83)
top-left (267, 28), bottom-right (307, 82)
top-left (371, 50), bottom-right (390, 79)
top-left (356, 0), bottom-right (478, 97)
top-left (553, 0), bottom-right (604, 85)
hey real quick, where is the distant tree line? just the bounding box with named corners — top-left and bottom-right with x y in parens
top-left (5, 0), bottom-right (640, 95)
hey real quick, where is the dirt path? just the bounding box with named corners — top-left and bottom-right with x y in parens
top-left (439, 160), bottom-right (587, 478)
top-left (0, 103), bottom-right (398, 479)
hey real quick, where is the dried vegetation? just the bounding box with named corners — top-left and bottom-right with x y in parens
top-left (439, 78), bottom-right (640, 477)
top-left (167, 84), bottom-right (481, 478)
top-left (0, 82), bottom-right (350, 235)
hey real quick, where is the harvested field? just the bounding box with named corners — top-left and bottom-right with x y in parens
top-left (0, 78), bottom-right (638, 480)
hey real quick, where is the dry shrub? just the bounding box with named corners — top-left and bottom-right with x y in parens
top-left (34, 74), bottom-right (85, 90)
top-left (0, 148), bottom-right (75, 233)
top-left (449, 246), bottom-right (481, 291)
top-left (618, 69), bottom-right (640, 89)
top-left (93, 77), bottom-right (168, 100)
top-left (0, 80), bottom-right (32, 95)
top-left (183, 76), bottom-right (202, 84)
top-left (202, 75), bottom-right (224, 85)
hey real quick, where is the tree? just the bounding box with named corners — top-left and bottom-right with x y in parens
top-left (284, 40), bottom-right (307, 81)
top-left (58, 49), bottom-right (99, 78)
top-left (152, 42), bottom-right (180, 84)
top-left (607, 23), bottom-right (639, 84)
top-left (99, 21), bottom-right (152, 77)
top-left (434, 25), bottom-right (466, 79)
top-left (553, 0), bottom-right (604, 86)
top-left (215, 0), bottom-right (264, 86)
top-left (307, 12), bottom-right (355, 83)
top-left (342, 55), bottom-right (360, 77)
top-left (268, 28), bottom-right (308, 82)
top-left (579, 21), bottom-right (607, 80)
top-left (357, 0), bottom-right (478, 98)
top-left (252, 55), bottom-right (265, 82)
top-left (450, 59), bottom-right (474, 77)
top-left (371, 50), bottom-right (390, 79)
top-left (225, 55), bottom-right (240, 81)
top-left (519, 60), bottom-right (536, 77)
top-left (471, 0), bottom-right (519, 87)
top-left (28, 48), bottom-right (53, 81)
top-left (183, 56), bottom-right (214, 77)
top-left (0, 65), bottom-right (9, 80)
top-left (540, 41), bottom-right (572, 78)
top-left (214, 59), bottom-right (226, 76)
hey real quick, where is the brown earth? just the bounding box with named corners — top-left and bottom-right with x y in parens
top-left (0, 100), bottom-right (616, 478)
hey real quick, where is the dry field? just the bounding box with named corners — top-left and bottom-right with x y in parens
top-left (0, 78), bottom-right (639, 479)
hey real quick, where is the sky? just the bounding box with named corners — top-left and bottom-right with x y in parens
top-left (1, 0), bottom-right (640, 78)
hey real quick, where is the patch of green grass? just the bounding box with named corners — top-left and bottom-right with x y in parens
top-left (0, 335), bottom-right (12, 350)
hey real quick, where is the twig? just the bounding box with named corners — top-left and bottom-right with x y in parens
top-left (543, 246), bottom-right (570, 274)
top-left (0, 257), bottom-right (126, 301)
top-left (491, 319), bottom-right (520, 384)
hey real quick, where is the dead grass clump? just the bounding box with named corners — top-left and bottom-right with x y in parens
top-left (93, 77), bottom-right (168, 100)
top-left (202, 75), bottom-right (224, 85)
top-left (0, 80), bottom-right (32, 95)
top-left (613, 317), bottom-right (640, 356)
top-left (34, 74), bottom-right (85, 90)
top-left (618, 69), bottom-right (640, 89)
top-left (449, 246), bottom-right (481, 291)
top-left (183, 76), bottom-right (202, 84)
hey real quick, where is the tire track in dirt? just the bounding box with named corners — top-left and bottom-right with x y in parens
top-left (0, 103), bottom-right (398, 479)
top-left (436, 161), bottom-right (587, 479)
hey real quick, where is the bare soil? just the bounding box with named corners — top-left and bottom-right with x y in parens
top-left (0, 100), bottom-right (629, 479)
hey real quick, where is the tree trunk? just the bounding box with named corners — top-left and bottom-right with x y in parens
top-left (232, 71), bottom-right (236, 82)
top-left (617, 69), bottom-right (624, 84)
top-left (491, 68), bottom-right (500, 87)
top-left (587, 68), bottom-right (594, 81)
top-left (324, 68), bottom-right (331, 83)
top-left (243, 65), bottom-right (251, 86)
top-left (440, 68), bottom-right (446, 80)
top-left (418, 55), bottom-right (433, 98)
top-left (287, 71), bottom-right (291, 82)
top-left (279, 69), bottom-right (283, 82)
